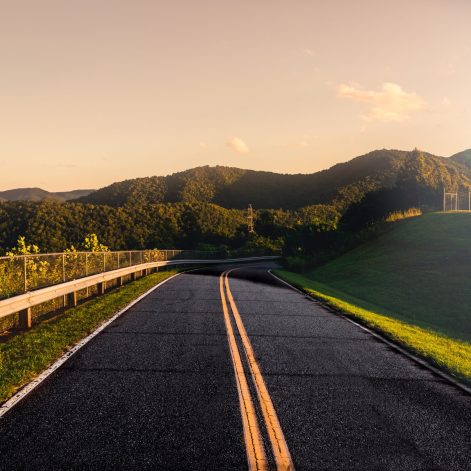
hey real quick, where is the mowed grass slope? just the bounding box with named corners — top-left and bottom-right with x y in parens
top-left (305, 212), bottom-right (471, 343)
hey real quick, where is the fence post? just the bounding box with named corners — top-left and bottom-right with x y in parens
top-left (117, 252), bottom-right (120, 269)
top-left (67, 291), bottom-right (77, 307)
top-left (140, 251), bottom-right (143, 265)
top-left (103, 252), bottom-right (106, 272)
top-left (129, 251), bottom-right (132, 267)
top-left (23, 255), bottom-right (27, 292)
top-left (19, 308), bottom-right (32, 329)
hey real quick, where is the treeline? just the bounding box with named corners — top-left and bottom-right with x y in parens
top-left (0, 201), bottom-right (340, 255)
top-left (2, 149), bottom-right (470, 267)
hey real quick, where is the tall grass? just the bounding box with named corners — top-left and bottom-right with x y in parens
top-left (384, 207), bottom-right (422, 222)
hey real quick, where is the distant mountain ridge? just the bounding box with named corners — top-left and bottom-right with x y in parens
top-left (450, 149), bottom-right (471, 168)
top-left (76, 148), bottom-right (471, 210)
top-left (3, 148), bottom-right (470, 209)
top-left (0, 188), bottom-right (94, 203)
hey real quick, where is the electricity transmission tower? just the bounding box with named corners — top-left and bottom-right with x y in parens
top-left (247, 204), bottom-right (255, 233)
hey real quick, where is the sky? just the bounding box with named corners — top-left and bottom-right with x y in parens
top-left (1, 0), bottom-right (470, 191)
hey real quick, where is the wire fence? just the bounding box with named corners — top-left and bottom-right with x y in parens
top-left (0, 249), bottom-right (191, 300)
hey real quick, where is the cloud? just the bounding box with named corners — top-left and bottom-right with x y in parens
top-left (303, 48), bottom-right (314, 57)
top-left (337, 82), bottom-right (426, 122)
top-left (226, 137), bottom-right (249, 154)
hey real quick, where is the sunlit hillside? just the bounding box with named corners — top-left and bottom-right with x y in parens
top-left (303, 212), bottom-right (471, 342)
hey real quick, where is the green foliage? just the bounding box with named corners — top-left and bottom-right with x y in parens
top-left (0, 237), bottom-right (50, 299)
top-left (82, 233), bottom-right (109, 252)
top-left (76, 149), bottom-right (471, 210)
top-left (274, 270), bottom-right (471, 383)
top-left (287, 213), bottom-right (471, 343)
top-left (5, 236), bottom-right (40, 256)
top-left (295, 205), bottom-right (340, 230)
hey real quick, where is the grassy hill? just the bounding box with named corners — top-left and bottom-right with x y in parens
top-left (0, 188), bottom-right (94, 202)
top-left (289, 212), bottom-right (471, 342)
top-left (77, 149), bottom-right (471, 210)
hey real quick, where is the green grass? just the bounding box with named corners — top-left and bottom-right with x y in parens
top-left (303, 212), bottom-right (471, 343)
top-left (275, 270), bottom-right (471, 383)
top-left (274, 211), bottom-right (471, 383)
top-left (0, 270), bottom-right (178, 403)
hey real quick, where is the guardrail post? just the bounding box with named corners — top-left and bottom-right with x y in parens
top-left (85, 253), bottom-right (89, 297)
top-left (18, 308), bottom-right (32, 330)
top-left (97, 282), bottom-right (105, 295)
top-left (118, 276), bottom-right (124, 286)
top-left (66, 291), bottom-right (77, 307)
top-left (130, 271), bottom-right (136, 281)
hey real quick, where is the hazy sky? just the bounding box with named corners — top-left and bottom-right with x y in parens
top-left (1, 0), bottom-right (470, 190)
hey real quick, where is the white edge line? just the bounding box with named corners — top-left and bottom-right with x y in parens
top-left (267, 269), bottom-right (471, 396)
top-left (0, 270), bottom-right (188, 418)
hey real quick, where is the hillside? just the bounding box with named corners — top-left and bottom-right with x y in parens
top-left (0, 188), bottom-right (94, 203)
top-left (450, 149), bottom-right (471, 168)
top-left (296, 212), bottom-right (471, 342)
top-left (77, 149), bottom-right (471, 210)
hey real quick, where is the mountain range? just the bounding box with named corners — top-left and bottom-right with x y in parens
top-left (0, 188), bottom-right (94, 203)
top-left (75, 148), bottom-right (471, 210)
top-left (2, 148), bottom-right (470, 209)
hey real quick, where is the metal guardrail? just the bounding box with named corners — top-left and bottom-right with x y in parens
top-left (0, 256), bottom-right (280, 329)
top-left (0, 249), bottom-right (213, 300)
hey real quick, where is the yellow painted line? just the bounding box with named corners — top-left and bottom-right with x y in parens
top-left (225, 270), bottom-right (295, 471)
top-left (219, 272), bottom-right (268, 471)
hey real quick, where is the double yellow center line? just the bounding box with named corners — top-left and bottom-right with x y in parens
top-left (219, 269), bottom-right (294, 471)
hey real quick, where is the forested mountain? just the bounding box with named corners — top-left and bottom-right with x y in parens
top-left (1, 148), bottom-right (470, 256)
top-left (0, 188), bottom-right (94, 203)
top-left (76, 149), bottom-right (471, 210)
top-left (450, 149), bottom-right (471, 169)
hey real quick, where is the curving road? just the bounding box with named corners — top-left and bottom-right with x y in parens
top-left (0, 264), bottom-right (470, 470)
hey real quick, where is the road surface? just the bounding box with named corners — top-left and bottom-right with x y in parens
top-left (0, 264), bottom-right (470, 470)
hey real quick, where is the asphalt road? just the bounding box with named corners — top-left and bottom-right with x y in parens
top-left (0, 264), bottom-right (470, 470)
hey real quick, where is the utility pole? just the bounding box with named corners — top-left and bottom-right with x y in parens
top-left (247, 204), bottom-right (255, 233)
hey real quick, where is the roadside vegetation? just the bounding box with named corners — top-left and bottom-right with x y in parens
top-left (275, 212), bottom-right (471, 383)
top-left (274, 270), bottom-right (471, 384)
top-left (0, 269), bottom-right (178, 403)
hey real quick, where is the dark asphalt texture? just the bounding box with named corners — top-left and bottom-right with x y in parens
top-left (0, 264), bottom-right (470, 470)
